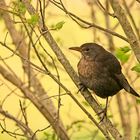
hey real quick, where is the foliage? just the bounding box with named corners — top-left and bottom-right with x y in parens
top-left (131, 63), bottom-right (140, 73)
top-left (115, 46), bottom-right (131, 63)
top-left (136, 98), bottom-right (140, 104)
top-left (13, 1), bottom-right (26, 14)
top-left (50, 21), bottom-right (65, 30)
top-left (27, 14), bottom-right (39, 26)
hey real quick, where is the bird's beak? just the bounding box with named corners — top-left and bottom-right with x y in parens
top-left (69, 47), bottom-right (81, 52)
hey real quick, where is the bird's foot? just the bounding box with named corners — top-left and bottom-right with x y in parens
top-left (97, 108), bottom-right (107, 123)
top-left (77, 82), bottom-right (87, 94)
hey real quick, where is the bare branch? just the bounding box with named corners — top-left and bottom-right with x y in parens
top-left (95, 0), bottom-right (115, 17)
top-left (49, 0), bottom-right (128, 43)
top-left (109, 0), bottom-right (140, 62)
top-left (21, 0), bottom-right (123, 139)
top-left (122, 0), bottom-right (140, 40)
top-left (0, 107), bottom-right (36, 140)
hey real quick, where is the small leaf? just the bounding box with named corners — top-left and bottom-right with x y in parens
top-left (51, 21), bottom-right (65, 30)
top-left (115, 46), bottom-right (131, 63)
top-left (13, 1), bottom-right (26, 14)
top-left (115, 50), bottom-right (130, 63)
top-left (131, 63), bottom-right (140, 73)
top-left (120, 46), bottom-right (131, 53)
top-left (18, 2), bottom-right (26, 14)
top-left (136, 99), bottom-right (140, 104)
top-left (55, 21), bottom-right (65, 30)
top-left (27, 14), bottom-right (39, 26)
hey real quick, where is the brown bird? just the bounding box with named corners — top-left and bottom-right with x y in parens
top-left (69, 43), bottom-right (140, 121)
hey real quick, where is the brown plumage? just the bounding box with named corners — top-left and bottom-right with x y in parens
top-left (69, 43), bottom-right (140, 121)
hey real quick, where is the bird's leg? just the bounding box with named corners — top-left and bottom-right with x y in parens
top-left (98, 97), bottom-right (108, 123)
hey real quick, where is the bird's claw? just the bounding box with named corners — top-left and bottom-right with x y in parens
top-left (77, 83), bottom-right (87, 94)
top-left (97, 108), bottom-right (107, 123)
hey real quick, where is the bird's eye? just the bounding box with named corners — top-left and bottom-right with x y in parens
top-left (85, 48), bottom-right (89, 52)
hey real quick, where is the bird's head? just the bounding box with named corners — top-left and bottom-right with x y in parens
top-left (69, 43), bottom-right (105, 60)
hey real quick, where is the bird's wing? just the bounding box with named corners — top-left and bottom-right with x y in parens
top-left (95, 51), bottom-right (140, 97)
top-left (96, 51), bottom-right (121, 74)
top-left (96, 52), bottom-right (128, 88)
top-left (114, 73), bottom-right (131, 92)
top-left (102, 54), bottom-right (131, 91)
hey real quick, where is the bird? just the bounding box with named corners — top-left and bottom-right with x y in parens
top-left (69, 43), bottom-right (140, 121)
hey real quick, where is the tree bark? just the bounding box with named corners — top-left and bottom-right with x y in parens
top-left (109, 0), bottom-right (140, 62)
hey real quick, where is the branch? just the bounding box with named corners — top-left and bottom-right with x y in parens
top-left (0, 64), bottom-right (70, 140)
top-left (122, 0), bottom-right (140, 40)
top-left (95, 0), bottom-right (115, 17)
top-left (116, 94), bottom-right (131, 140)
top-left (0, 107), bottom-right (37, 140)
top-left (0, 0), bottom-right (69, 140)
top-left (136, 0), bottom-right (140, 3)
top-left (21, 0), bottom-right (123, 139)
top-left (49, 0), bottom-right (128, 43)
top-left (0, 41), bottom-right (111, 140)
top-left (104, 0), bottom-right (115, 52)
top-left (109, 0), bottom-right (140, 63)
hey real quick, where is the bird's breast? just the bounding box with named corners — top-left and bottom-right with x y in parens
top-left (78, 58), bottom-right (98, 78)
top-left (78, 58), bottom-right (100, 90)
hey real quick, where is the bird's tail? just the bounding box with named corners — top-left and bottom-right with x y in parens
top-left (130, 87), bottom-right (140, 98)
top-left (115, 73), bottom-right (140, 98)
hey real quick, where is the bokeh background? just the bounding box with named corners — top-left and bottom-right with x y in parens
top-left (0, 0), bottom-right (140, 140)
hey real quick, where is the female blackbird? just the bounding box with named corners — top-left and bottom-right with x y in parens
top-left (69, 43), bottom-right (140, 120)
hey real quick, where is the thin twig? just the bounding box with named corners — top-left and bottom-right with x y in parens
top-left (49, 0), bottom-right (128, 43)
top-left (95, 0), bottom-right (115, 17)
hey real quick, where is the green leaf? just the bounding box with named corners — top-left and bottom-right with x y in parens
top-left (27, 14), bottom-right (39, 26)
top-left (51, 21), bottom-right (65, 30)
top-left (18, 2), bottom-right (26, 14)
top-left (13, 1), bottom-right (26, 14)
top-left (115, 46), bottom-right (131, 63)
top-left (120, 46), bottom-right (131, 53)
top-left (131, 63), bottom-right (140, 73)
top-left (136, 99), bottom-right (140, 104)
top-left (115, 50), bottom-right (130, 63)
